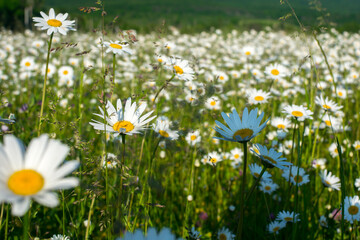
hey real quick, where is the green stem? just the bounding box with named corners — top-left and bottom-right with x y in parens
top-left (37, 32), bottom-right (54, 136)
top-left (4, 205), bottom-right (8, 240)
top-left (153, 74), bottom-right (175, 103)
top-left (23, 211), bottom-right (29, 240)
top-left (85, 195), bottom-right (96, 240)
top-left (118, 134), bottom-right (126, 234)
top-left (62, 191), bottom-right (66, 236)
top-left (245, 167), bottom-right (267, 202)
top-left (236, 141), bottom-right (248, 240)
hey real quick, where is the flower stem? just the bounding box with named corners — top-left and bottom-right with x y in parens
top-left (23, 210), bottom-right (30, 240)
top-left (37, 32), bottom-right (53, 136)
top-left (85, 195), bottom-right (96, 240)
top-left (245, 167), bottom-right (267, 202)
top-left (236, 141), bottom-right (248, 240)
top-left (153, 74), bottom-right (175, 103)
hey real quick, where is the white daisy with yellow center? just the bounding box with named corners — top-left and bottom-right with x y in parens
top-left (282, 104), bottom-right (313, 122)
top-left (32, 8), bottom-right (76, 35)
top-left (343, 196), bottom-right (360, 223)
top-left (247, 89), bottom-right (271, 105)
top-left (353, 140), bottom-right (360, 150)
top-left (217, 227), bottom-right (235, 240)
top-left (260, 180), bottom-right (279, 194)
top-left (267, 221), bottom-right (286, 234)
top-left (167, 57), bottom-right (195, 81)
top-left (264, 63), bottom-right (288, 80)
top-left (214, 107), bottom-right (269, 143)
top-left (185, 130), bottom-right (201, 146)
top-left (205, 96), bottom-right (221, 110)
top-left (276, 210), bottom-right (300, 224)
top-left (252, 143), bottom-right (292, 170)
top-left (320, 169), bottom-right (340, 191)
top-left (20, 57), bottom-right (35, 71)
top-left (249, 163), bottom-right (272, 181)
top-left (90, 98), bottom-right (156, 137)
top-left (103, 40), bottom-right (133, 56)
top-left (315, 95), bottom-right (343, 113)
top-left (152, 118), bottom-right (179, 140)
top-left (271, 117), bottom-right (291, 132)
top-left (0, 135), bottom-right (79, 216)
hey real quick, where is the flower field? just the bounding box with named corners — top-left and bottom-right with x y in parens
top-left (1, 6), bottom-right (360, 240)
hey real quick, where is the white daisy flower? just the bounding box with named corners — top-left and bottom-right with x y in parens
top-left (20, 57), bottom-right (36, 71)
top-left (89, 98), bottom-right (156, 137)
top-left (247, 89), bottom-right (271, 105)
top-left (315, 95), bottom-right (343, 113)
top-left (32, 8), bottom-right (76, 35)
top-left (259, 180), bottom-right (279, 194)
top-left (205, 96), bottom-right (221, 110)
top-left (202, 151), bottom-right (222, 166)
top-left (0, 135), bottom-right (79, 216)
top-left (252, 143), bottom-right (292, 169)
top-left (103, 41), bottom-right (133, 56)
top-left (217, 227), bottom-right (235, 240)
top-left (276, 210), bottom-right (300, 224)
top-left (249, 163), bottom-right (272, 181)
top-left (320, 169), bottom-right (340, 191)
top-left (282, 104), bottom-right (313, 121)
top-left (264, 63), bottom-right (289, 80)
top-left (185, 130), bottom-right (201, 146)
top-left (271, 117), bottom-right (291, 132)
top-left (168, 58), bottom-right (195, 81)
top-left (343, 196), bottom-right (360, 223)
top-left (152, 118), bottom-right (179, 140)
top-left (267, 221), bottom-right (286, 234)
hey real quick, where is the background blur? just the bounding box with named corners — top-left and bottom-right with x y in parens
top-left (1, 0), bottom-right (360, 33)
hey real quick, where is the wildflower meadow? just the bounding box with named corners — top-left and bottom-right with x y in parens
top-left (1, 1), bottom-right (360, 240)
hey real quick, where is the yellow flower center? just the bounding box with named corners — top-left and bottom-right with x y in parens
top-left (112, 121), bottom-right (134, 133)
top-left (210, 158), bottom-right (217, 163)
top-left (325, 120), bottom-right (331, 126)
top-left (271, 69), bottom-right (279, 76)
top-left (245, 51), bottom-right (251, 56)
top-left (277, 124), bottom-right (285, 129)
top-left (25, 62), bottom-right (31, 67)
top-left (47, 19), bottom-right (62, 27)
top-left (293, 175), bottom-right (303, 183)
top-left (284, 217), bottom-right (293, 221)
top-left (219, 233), bottom-right (227, 240)
top-left (263, 156), bottom-right (277, 165)
top-left (273, 227), bottom-right (280, 232)
top-left (159, 130), bottom-right (169, 138)
top-left (8, 169), bottom-right (44, 196)
top-left (291, 111), bottom-right (303, 117)
top-left (265, 186), bottom-right (271, 191)
top-left (334, 148), bottom-right (338, 154)
top-left (174, 65), bottom-right (184, 75)
top-left (338, 92), bottom-right (343, 97)
top-left (322, 104), bottom-right (331, 109)
top-left (63, 70), bottom-right (69, 75)
top-left (254, 172), bottom-right (260, 178)
top-left (254, 96), bottom-right (264, 101)
top-left (349, 206), bottom-right (359, 215)
top-left (232, 128), bottom-right (254, 141)
top-left (234, 154), bottom-right (240, 159)
top-left (325, 180), bottom-right (331, 185)
top-left (158, 58), bottom-right (163, 63)
top-left (191, 135), bottom-right (196, 141)
top-left (110, 43), bottom-right (123, 49)
top-left (219, 76), bottom-right (225, 80)
top-left (210, 101), bottom-right (216, 106)
top-left (355, 145), bottom-right (360, 150)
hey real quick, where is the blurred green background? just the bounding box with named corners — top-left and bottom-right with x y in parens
top-left (1, 0), bottom-right (360, 33)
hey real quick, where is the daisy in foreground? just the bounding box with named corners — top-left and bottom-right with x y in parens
top-left (0, 135), bottom-right (79, 216)
top-left (214, 108), bottom-right (269, 143)
top-left (32, 8), bottom-right (75, 35)
top-left (343, 196), bottom-right (360, 223)
top-left (90, 98), bottom-right (156, 137)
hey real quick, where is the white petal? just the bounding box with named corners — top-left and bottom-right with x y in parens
top-left (11, 197), bottom-right (31, 216)
top-left (34, 192), bottom-right (59, 208)
top-left (46, 177), bottom-right (79, 190)
top-left (24, 135), bottom-right (49, 169)
top-left (49, 8), bottom-right (55, 19)
top-left (3, 135), bottom-right (25, 171)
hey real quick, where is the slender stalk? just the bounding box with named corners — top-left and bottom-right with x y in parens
top-left (236, 141), bottom-right (248, 240)
top-left (0, 203), bottom-right (3, 233)
top-left (37, 32), bottom-right (54, 136)
top-left (245, 167), bottom-right (267, 202)
top-left (153, 74), bottom-right (175, 103)
top-left (62, 191), bottom-right (66, 236)
top-left (23, 211), bottom-right (29, 240)
top-left (85, 195), bottom-right (96, 240)
top-left (4, 205), bottom-right (8, 240)
top-left (118, 134), bottom-right (126, 234)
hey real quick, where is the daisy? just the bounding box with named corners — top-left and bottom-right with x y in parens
top-left (0, 135), bottom-right (79, 216)
top-left (312, 158), bottom-right (327, 169)
top-left (251, 143), bottom-right (292, 169)
top-left (229, 147), bottom-right (243, 162)
top-left (247, 89), bottom-right (271, 105)
top-left (242, 46), bottom-right (255, 57)
top-left (185, 130), bottom-right (201, 146)
top-left (320, 169), bottom-right (340, 190)
top-left (51, 234), bottom-right (70, 240)
top-left (353, 140), bottom-right (360, 150)
top-left (315, 95), bottom-right (342, 113)
top-left (89, 98), bottom-right (156, 137)
top-left (217, 227), bottom-right (235, 240)
top-left (264, 63), bottom-right (288, 80)
top-left (168, 58), bottom-right (195, 81)
top-left (213, 107), bottom-right (269, 143)
top-left (282, 104), bottom-right (313, 121)
top-left (355, 178), bottom-right (360, 191)
top-left (20, 57), bottom-right (36, 71)
top-left (271, 117), bottom-right (291, 132)
top-left (343, 196), bottom-right (360, 223)
top-left (249, 163), bottom-right (272, 181)
top-left (103, 41), bottom-right (133, 56)
top-left (328, 142), bottom-right (343, 158)
top-left (32, 8), bottom-right (76, 35)
top-left (319, 215), bottom-right (328, 228)
top-left (102, 153), bottom-right (118, 169)
top-left (152, 118), bottom-right (179, 140)
top-left (259, 181), bottom-right (279, 194)
top-left (282, 166), bottom-right (309, 186)
top-left (58, 66), bottom-right (74, 80)
top-left (203, 151), bottom-right (222, 166)
top-left (276, 210), bottom-right (300, 224)
top-left (267, 221), bottom-right (286, 234)
top-left (205, 96), bottom-right (221, 110)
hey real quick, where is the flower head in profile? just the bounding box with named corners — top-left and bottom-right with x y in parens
top-left (103, 40), bottom-right (133, 56)
top-left (0, 135), bottom-right (79, 216)
top-left (90, 98), bottom-right (156, 137)
top-left (315, 95), bottom-right (342, 113)
top-left (251, 143), bottom-right (292, 169)
top-left (267, 221), bottom-right (286, 234)
top-left (276, 210), bottom-right (300, 224)
top-left (152, 118), bottom-right (179, 140)
top-left (214, 108), bottom-right (269, 143)
top-left (320, 169), bottom-right (340, 191)
top-left (32, 8), bottom-right (75, 35)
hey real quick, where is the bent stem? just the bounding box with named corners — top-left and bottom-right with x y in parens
top-left (38, 32), bottom-right (54, 136)
top-left (236, 141), bottom-right (248, 240)
top-left (245, 167), bottom-right (267, 203)
top-left (153, 74), bottom-right (175, 103)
